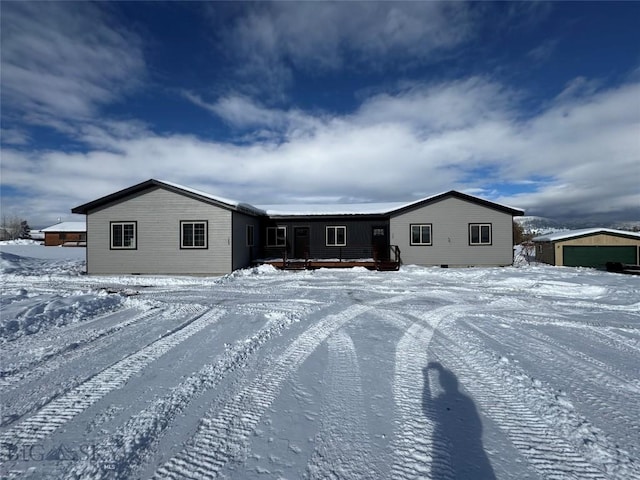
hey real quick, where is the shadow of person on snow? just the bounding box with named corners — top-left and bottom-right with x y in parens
top-left (423, 362), bottom-right (496, 480)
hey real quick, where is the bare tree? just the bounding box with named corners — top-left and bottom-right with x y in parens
top-left (1, 214), bottom-right (29, 240)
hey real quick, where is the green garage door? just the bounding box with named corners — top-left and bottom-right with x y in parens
top-left (563, 245), bottom-right (637, 269)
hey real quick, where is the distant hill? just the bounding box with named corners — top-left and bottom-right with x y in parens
top-left (515, 216), bottom-right (640, 235)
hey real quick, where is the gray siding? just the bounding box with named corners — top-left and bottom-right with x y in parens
top-left (231, 212), bottom-right (263, 270)
top-left (86, 187), bottom-right (233, 275)
top-left (390, 197), bottom-right (515, 267)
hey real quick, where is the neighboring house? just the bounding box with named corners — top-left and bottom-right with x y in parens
top-left (532, 228), bottom-right (640, 269)
top-left (72, 179), bottom-right (524, 275)
top-left (41, 222), bottom-right (87, 246)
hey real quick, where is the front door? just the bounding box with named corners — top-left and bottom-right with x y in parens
top-left (294, 227), bottom-right (310, 259)
top-left (372, 226), bottom-right (389, 260)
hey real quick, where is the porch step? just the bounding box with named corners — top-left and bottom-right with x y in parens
top-left (376, 261), bottom-right (400, 271)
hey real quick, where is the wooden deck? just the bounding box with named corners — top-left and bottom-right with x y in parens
top-left (259, 259), bottom-right (400, 271)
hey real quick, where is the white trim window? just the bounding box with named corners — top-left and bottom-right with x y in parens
top-left (181, 221), bottom-right (208, 249)
top-left (247, 225), bottom-right (255, 247)
top-left (111, 222), bottom-right (136, 249)
top-left (410, 224), bottom-right (432, 245)
top-left (326, 226), bottom-right (346, 246)
top-left (469, 223), bottom-right (492, 245)
top-left (266, 226), bottom-right (286, 247)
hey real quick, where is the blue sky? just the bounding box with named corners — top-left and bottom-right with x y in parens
top-left (1, 2), bottom-right (639, 227)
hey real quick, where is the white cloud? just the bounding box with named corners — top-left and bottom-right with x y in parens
top-left (213, 2), bottom-right (476, 96)
top-left (2, 77), bottom-right (639, 226)
top-left (0, 2), bottom-right (145, 121)
top-left (1, 128), bottom-right (30, 146)
top-left (527, 39), bottom-right (558, 63)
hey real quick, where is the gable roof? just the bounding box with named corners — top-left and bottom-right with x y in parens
top-left (260, 191), bottom-right (523, 217)
top-left (41, 221), bottom-right (86, 233)
top-left (71, 179), bottom-right (266, 216)
top-left (532, 228), bottom-right (640, 242)
top-left (387, 190), bottom-right (524, 217)
top-left (71, 180), bottom-right (524, 219)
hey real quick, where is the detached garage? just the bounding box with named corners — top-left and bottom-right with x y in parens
top-left (532, 228), bottom-right (640, 269)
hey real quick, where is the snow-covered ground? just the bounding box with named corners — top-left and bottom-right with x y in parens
top-left (1, 244), bottom-right (639, 480)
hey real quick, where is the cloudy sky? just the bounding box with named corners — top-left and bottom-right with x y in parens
top-left (1, 2), bottom-right (639, 227)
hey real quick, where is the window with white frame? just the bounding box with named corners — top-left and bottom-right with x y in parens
top-left (111, 222), bottom-right (136, 249)
top-left (326, 226), bottom-right (346, 246)
top-left (410, 224), bottom-right (432, 245)
top-left (266, 226), bottom-right (286, 247)
top-left (181, 221), bottom-right (207, 249)
top-left (247, 225), bottom-right (255, 247)
top-left (469, 223), bottom-right (492, 245)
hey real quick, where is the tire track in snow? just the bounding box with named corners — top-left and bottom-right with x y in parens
top-left (0, 305), bottom-right (206, 428)
top-left (436, 321), bottom-right (635, 480)
top-left (526, 326), bottom-right (640, 392)
top-left (0, 307), bottom-right (163, 390)
top-left (306, 329), bottom-right (377, 480)
top-left (153, 303), bottom-right (372, 480)
top-left (65, 305), bottom-right (315, 479)
top-left (469, 317), bottom-right (640, 393)
top-left (389, 305), bottom-right (467, 480)
top-left (468, 317), bottom-right (640, 428)
top-left (465, 318), bottom-right (640, 460)
top-left (583, 327), bottom-right (640, 356)
top-left (0, 307), bottom-right (221, 455)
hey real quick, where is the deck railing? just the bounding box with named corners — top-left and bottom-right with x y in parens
top-left (278, 244), bottom-right (401, 270)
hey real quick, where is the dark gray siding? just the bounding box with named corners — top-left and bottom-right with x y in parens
top-left (232, 212), bottom-right (263, 270)
top-left (261, 217), bottom-right (389, 260)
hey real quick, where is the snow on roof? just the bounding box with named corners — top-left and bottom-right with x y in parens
top-left (258, 190), bottom-right (523, 217)
top-left (532, 228), bottom-right (640, 242)
top-left (158, 180), bottom-right (266, 215)
top-left (257, 202), bottom-right (409, 216)
top-left (258, 191), bottom-right (454, 216)
top-left (41, 221), bottom-right (86, 232)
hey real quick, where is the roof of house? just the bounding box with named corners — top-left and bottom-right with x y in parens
top-left (41, 221), bottom-right (86, 233)
top-left (257, 201), bottom-right (406, 217)
top-left (260, 191), bottom-right (524, 217)
top-left (71, 179), bottom-right (266, 216)
top-left (71, 179), bottom-right (524, 218)
top-left (532, 228), bottom-right (640, 242)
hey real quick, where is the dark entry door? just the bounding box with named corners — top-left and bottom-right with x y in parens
top-left (372, 226), bottom-right (389, 260)
top-left (294, 227), bottom-right (310, 259)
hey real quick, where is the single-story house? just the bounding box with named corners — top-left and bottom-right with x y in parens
top-left (41, 221), bottom-right (87, 246)
top-left (532, 228), bottom-right (640, 269)
top-left (71, 179), bottom-right (524, 275)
